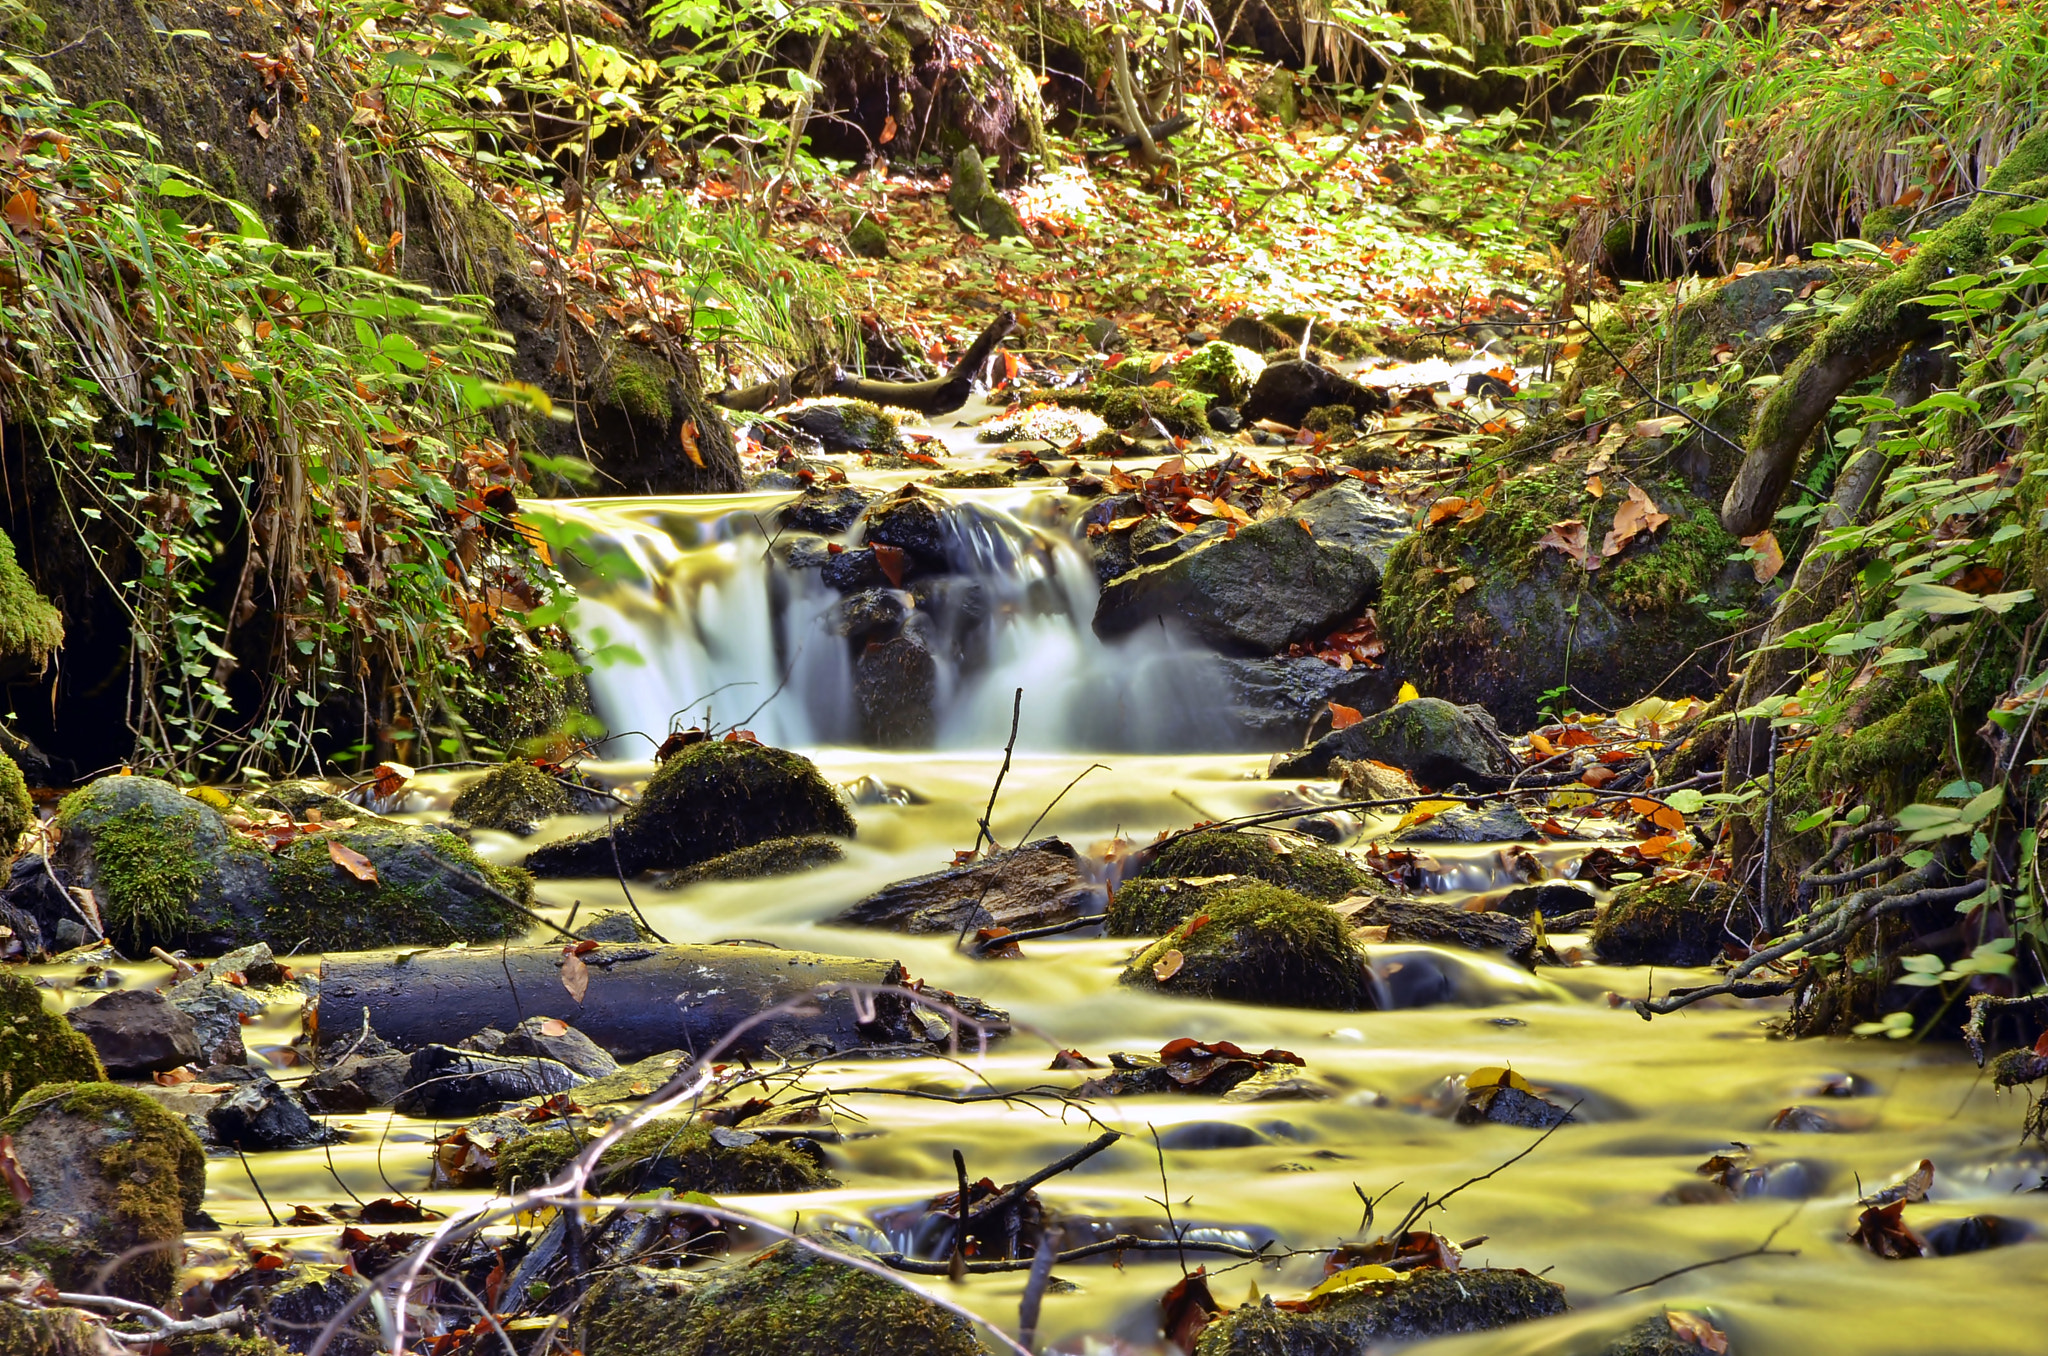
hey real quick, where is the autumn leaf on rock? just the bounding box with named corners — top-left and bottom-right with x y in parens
top-left (1601, 485), bottom-right (1669, 557)
top-left (1427, 496), bottom-right (1468, 525)
top-left (328, 839), bottom-right (379, 884)
top-left (1152, 948), bottom-right (1185, 982)
top-left (1536, 519), bottom-right (1599, 570)
top-left (1741, 529), bottom-right (1784, 583)
top-left (0, 1134), bottom-right (31, 1206)
top-left (679, 420), bottom-right (704, 468)
top-left (1666, 1311), bottom-right (1729, 1353)
top-left (560, 948), bottom-right (591, 1004)
top-left (872, 542), bottom-right (909, 587)
top-left (1328, 702), bottom-right (1363, 731)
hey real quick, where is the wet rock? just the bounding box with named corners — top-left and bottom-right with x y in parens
top-left (494, 1116), bottom-right (836, 1195)
top-left (299, 1052), bottom-right (414, 1114)
top-left (0, 853), bottom-right (83, 952)
top-left (1195, 1268), bottom-right (1567, 1354)
top-left (780, 485), bottom-right (872, 536)
top-left (1593, 876), bottom-right (1726, 966)
top-left (1120, 884), bottom-right (1375, 1010)
top-left (580, 909), bottom-right (657, 941)
top-left (1140, 829), bottom-right (1368, 901)
top-left (0, 971), bottom-right (104, 1104)
top-left (833, 838), bottom-right (1102, 933)
top-left (1217, 656), bottom-right (1401, 746)
top-left (393, 1045), bottom-right (586, 1118)
top-left (525, 742), bottom-right (855, 877)
top-left (1767, 1105), bottom-right (1843, 1133)
top-left (1393, 802), bottom-right (1538, 844)
top-left (1239, 358), bottom-right (1390, 427)
top-left (1494, 881), bottom-right (1598, 918)
top-left (166, 943), bottom-right (290, 1066)
top-left (246, 778), bottom-right (368, 823)
top-left (861, 483), bottom-right (954, 568)
top-left (1458, 1074), bottom-right (1576, 1129)
top-left (1341, 897), bottom-right (1539, 969)
top-left (1170, 341), bottom-right (1267, 404)
top-left (64, 989), bottom-right (199, 1078)
top-left (654, 835), bottom-right (847, 888)
top-left (212, 1262), bottom-right (381, 1356)
top-left (1156, 1121), bottom-right (1269, 1150)
top-left (1599, 1313), bottom-right (1729, 1356)
top-left (1107, 875), bottom-right (1251, 936)
top-left (208, 1074), bottom-right (336, 1151)
top-left (0, 1082), bottom-right (206, 1303)
top-left (1925, 1214), bottom-right (2033, 1256)
top-left (500, 1015), bottom-right (619, 1078)
top-left (854, 632), bottom-right (940, 746)
top-left (449, 762), bottom-right (572, 835)
top-left (785, 398), bottom-right (900, 453)
top-left (52, 775), bottom-right (534, 953)
top-left (585, 1236), bottom-right (981, 1356)
top-left (833, 588), bottom-right (910, 644)
top-left (1270, 696), bottom-right (1514, 784)
top-left (821, 545), bottom-right (894, 593)
top-left (1096, 482), bottom-right (1410, 654)
top-left (1083, 317), bottom-right (1122, 352)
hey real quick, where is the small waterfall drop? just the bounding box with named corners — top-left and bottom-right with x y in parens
top-left (529, 485), bottom-right (1231, 753)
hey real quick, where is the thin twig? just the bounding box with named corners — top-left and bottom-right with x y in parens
top-left (1614, 1205), bottom-right (1803, 1294)
top-left (974, 688), bottom-right (1025, 854)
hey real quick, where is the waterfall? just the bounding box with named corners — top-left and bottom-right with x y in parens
top-left (528, 486), bottom-right (1230, 754)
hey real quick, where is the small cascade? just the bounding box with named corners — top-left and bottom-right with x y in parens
top-left (530, 485), bottom-right (1231, 753)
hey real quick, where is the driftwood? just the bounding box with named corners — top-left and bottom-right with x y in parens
top-left (315, 943), bottom-right (1003, 1062)
top-left (715, 310), bottom-right (1017, 417)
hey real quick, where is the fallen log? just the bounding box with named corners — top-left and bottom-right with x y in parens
top-left (314, 943), bottom-right (1006, 1063)
top-left (713, 311), bottom-right (1017, 418)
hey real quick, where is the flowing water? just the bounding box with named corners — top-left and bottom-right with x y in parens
top-left (40, 445), bottom-right (2048, 1354)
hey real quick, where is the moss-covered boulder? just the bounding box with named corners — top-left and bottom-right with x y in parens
top-left (786, 398), bottom-right (903, 453)
top-left (1593, 875), bottom-right (1727, 966)
top-left (0, 1082), bottom-right (206, 1304)
top-left (495, 1117), bottom-right (836, 1195)
top-left (585, 1237), bottom-right (981, 1356)
top-left (654, 836), bottom-right (846, 888)
top-left (1120, 884), bottom-right (1375, 1009)
top-left (0, 527), bottom-right (63, 682)
top-left (450, 762), bottom-right (573, 835)
top-left (0, 971), bottom-right (105, 1106)
top-left (53, 775), bottom-right (533, 953)
top-left (1129, 341), bottom-right (1265, 404)
top-left (1194, 1268), bottom-right (1568, 1354)
top-left (1107, 875), bottom-right (1251, 936)
top-left (1140, 830), bottom-right (1367, 901)
top-left (0, 1305), bottom-right (132, 1356)
top-left (1059, 381), bottom-right (1215, 436)
top-left (1270, 696), bottom-right (1513, 785)
top-left (0, 750), bottom-right (34, 852)
top-left (526, 743), bottom-right (855, 878)
top-left (1094, 481), bottom-right (1410, 653)
top-left (947, 145), bottom-right (1027, 239)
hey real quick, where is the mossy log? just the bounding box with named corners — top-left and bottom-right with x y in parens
top-left (1721, 119), bottom-right (2048, 533)
top-left (317, 943), bottom-right (1002, 1062)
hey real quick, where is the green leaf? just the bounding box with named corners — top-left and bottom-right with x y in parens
top-left (1789, 808), bottom-right (1833, 833)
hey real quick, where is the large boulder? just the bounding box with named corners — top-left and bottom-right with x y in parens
top-left (1216, 655), bottom-right (1402, 748)
top-left (1240, 358), bottom-right (1389, 426)
top-left (0, 971), bottom-right (105, 1105)
top-left (584, 1237), bottom-right (980, 1356)
top-left (854, 633), bottom-right (940, 746)
top-left (831, 838), bottom-right (1102, 933)
top-left (1593, 875), bottom-right (1728, 966)
top-left (1119, 884), bottom-right (1375, 1009)
top-left (51, 776), bottom-right (534, 953)
top-left (1269, 697), bottom-right (1513, 784)
top-left (64, 990), bottom-right (199, 1078)
top-left (0, 1082), bottom-right (207, 1304)
top-left (1196, 1268), bottom-right (1567, 1353)
top-left (525, 742), bottom-right (855, 877)
top-left (1139, 830), bottom-right (1367, 901)
top-left (1095, 482), bottom-right (1410, 654)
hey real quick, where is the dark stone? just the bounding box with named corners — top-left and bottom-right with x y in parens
top-left (947, 146), bottom-right (1026, 239)
top-left (1344, 897), bottom-right (1538, 969)
top-left (1459, 1082), bottom-right (1575, 1128)
top-left (1593, 877), bottom-right (1727, 966)
top-left (1240, 358), bottom-right (1390, 426)
top-left (821, 545), bottom-right (895, 593)
top-left (214, 1264), bottom-right (382, 1356)
top-left (861, 484), bottom-right (954, 567)
top-left (831, 838), bottom-right (1102, 934)
top-left (499, 1015), bottom-right (619, 1078)
top-left (207, 1074), bottom-right (335, 1151)
top-left (1269, 697), bottom-right (1513, 784)
top-left (520, 826), bottom-right (620, 878)
top-left (1207, 403), bottom-right (1244, 431)
top-left (1494, 882), bottom-right (1597, 918)
top-left (393, 1045), bottom-right (586, 1118)
top-left (1083, 317), bottom-right (1121, 352)
top-left (1194, 1268), bottom-right (1567, 1354)
top-left (784, 401), bottom-right (897, 452)
top-left (777, 534), bottom-right (836, 572)
top-left (1155, 1121), bottom-right (1268, 1150)
top-left (833, 588), bottom-right (910, 644)
top-left (1095, 482), bottom-right (1410, 654)
top-left (1216, 656), bottom-right (1401, 748)
top-left (1393, 802), bottom-right (1539, 844)
top-left (0, 853), bottom-right (78, 952)
top-left (1132, 516), bottom-right (1227, 565)
top-left (65, 989), bottom-right (200, 1078)
top-left (855, 633), bottom-right (940, 746)
top-left (779, 486), bottom-right (872, 536)
top-left (299, 1052), bottom-right (414, 1113)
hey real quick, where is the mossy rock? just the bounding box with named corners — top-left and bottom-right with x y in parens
top-left (0, 749), bottom-right (32, 850)
top-left (1062, 382), bottom-right (1213, 436)
top-left (0, 1305), bottom-right (139, 1356)
top-left (1592, 875), bottom-right (1726, 966)
top-left (1195, 1268), bottom-right (1567, 1354)
top-left (1120, 883), bottom-right (1374, 1009)
top-left (1106, 875), bottom-right (1251, 936)
top-left (0, 1081), bottom-right (206, 1305)
top-left (54, 775), bottom-right (531, 953)
top-left (532, 742), bottom-right (855, 877)
top-left (786, 398), bottom-right (903, 453)
top-left (605, 349), bottom-right (676, 425)
top-left (1599, 1314), bottom-right (1717, 1356)
top-left (450, 762), bottom-right (573, 835)
top-left (1300, 404), bottom-right (1357, 434)
top-left (654, 835), bottom-right (846, 888)
top-left (244, 779), bottom-right (368, 824)
top-left (495, 1118), bottom-right (836, 1195)
top-left (584, 1237), bottom-right (981, 1356)
top-left (457, 635), bottom-right (592, 757)
top-left (1140, 831), bottom-right (1366, 901)
top-left (0, 971), bottom-right (104, 1107)
top-left (1170, 341), bottom-right (1266, 404)
top-left (847, 215), bottom-right (889, 259)
top-left (947, 146), bottom-right (1027, 239)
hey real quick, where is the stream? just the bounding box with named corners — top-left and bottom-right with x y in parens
top-left (38, 422), bottom-right (2048, 1355)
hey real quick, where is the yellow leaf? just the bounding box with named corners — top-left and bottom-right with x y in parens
top-left (1305, 1265), bottom-right (1402, 1299)
top-left (1741, 529), bottom-right (1784, 584)
top-left (1548, 789), bottom-right (1595, 809)
top-left (1152, 948), bottom-right (1184, 982)
top-left (1396, 681), bottom-right (1419, 703)
top-left (1465, 1066), bottom-right (1535, 1094)
top-left (327, 839), bottom-right (379, 884)
top-left (1396, 799), bottom-right (1461, 830)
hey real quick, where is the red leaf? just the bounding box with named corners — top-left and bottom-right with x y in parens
top-left (1328, 702), bottom-right (1363, 730)
top-left (328, 839), bottom-right (379, 883)
top-left (872, 542), bottom-right (909, 587)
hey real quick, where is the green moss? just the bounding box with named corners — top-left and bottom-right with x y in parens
top-left (60, 802), bottom-right (202, 952)
top-left (1603, 493), bottom-right (1740, 610)
top-left (1141, 830), bottom-right (1366, 901)
top-left (1068, 382), bottom-right (1213, 435)
top-left (1120, 883), bottom-right (1374, 1009)
top-left (1591, 875), bottom-right (1726, 966)
top-left (0, 971), bottom-right (104, 1107)
top-left (1171, 341), bottom-right (1266, 403)
top-left (618, 741), bottom-right (856, 872)
top-left (458, 635), bottom-right (592, 757)
top-left (0, 527), bottom-right (60, 675)
top-left (847, 216), bottom-right (889, 259)
top-left (0, 1082), bottom-right (206, 1305)
top-left (655, 835), bottom-right (845, 887)
top-left (1600, 217), bottom-right (1638, 258)
top-left (1861, 205), bottom-right (1908, 242)
top-left (451, 762), bottom-right (572, 834)
top-left (494, 1119), bottom-right (835, 1195)
top-left (0, 1306), bottom-right (132, 1356)
top-left (0, 750), bottom-right (33, 848)
top-left (1301, 404), bottom-right (1357, 434)
top-left (832, 399), bottom-right (899, 448)
top-left (607, 351), bottom-right (674, 425)
top-left (1804, 686), bottom-right (1953, 811)
top-left (586, 1238), bottom-right (981, 1356)
top-left (265, 823), bottom-right (532, 951)
top-left (1105, 874), bottom-right (1248, 936)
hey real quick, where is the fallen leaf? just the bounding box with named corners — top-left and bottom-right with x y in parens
top-left (1396, 681), bottom-right (1420, 703)
top-left (2, 188), bottom-right (37, 233)
top-left (872, 542), bottom-right (909, 587)
top-left (1634, 415), bottom-right (1687, 439)
top-left (1631, 796), bottom-right (1688, 833)
top-left (1741, 530), bottom-right (1784, 584)
top-left (1585, 474), bottom-right (1604, 498)
top-left (1427, 496), bottom-right (1468, 524)
top-left (0, 1135), bottom-right (30, 1205)
top-left (327, 839), bottom-right (379, 884)
top-left (1152, 948), bottom-right (1185, 982)
top-left (1579, 765), bottom-right (1617, 788)
top-left (538, 1018), bottom-right (570, 1037)
top-left (679, 420), bottom-right (704, 468)
top-left (560, 949), bottom-right (590, 1004)
top-left (1601, 485), bottom-right (1670, 557)
top-left (1328, 702), bottom-right (1363, 731)
top-left (1666, 1310), bottom-right (1729, 1353)
top-left (371, 761), bottom-right (412, 801)
top-left (1536, 519), bottom-right (1599, 570)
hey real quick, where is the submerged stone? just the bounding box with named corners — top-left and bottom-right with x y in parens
top-left (1343, 896), bottom-right (1539, 969)
top-left (1194, 1268), bottom-right (1568, 1354)
top-left (449, 761), bottom-right (574, 835)
top-left (654, 835), bottom-right (846, 888)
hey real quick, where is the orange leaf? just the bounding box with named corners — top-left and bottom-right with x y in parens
top-left (1328, 702), bottom-right (1363, 731)
top-left (1536, 519), bottom-right (1598, 570)
top-left (1740, 530), bottom-right (1784, 584)
top-left (1152, 948), bottom-right (1185, 982)
top-left (1631, 797), bottom-right (1686, 832)
top-left (1601, 484), bottom-right (1669, 557)
top-left (679, 420), bottom-right (704, 468)
top-left (560, 949), bottom-right (590, 1004)
top-left (1579, 765), bottom-right (1617, 788)
top-left (872, 542), bottom-right (909, 587)
top-left (1559, 727), bottom-right (1599, 747)
top-left (327, 839), bottom-right (379, 884)
top-left (2, 188), bottom-right (37, 233)
top-left (1585, 474), bottom-right (1604, 498)
top-left (879, 113), bottom-right (898, 144)
top-left (539, 1018), bottom-right (569, 1036)
top-left (1002, 350), bottom-right (1020, 383)
top-left (1427, 497), bottom-right (1468, 525)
